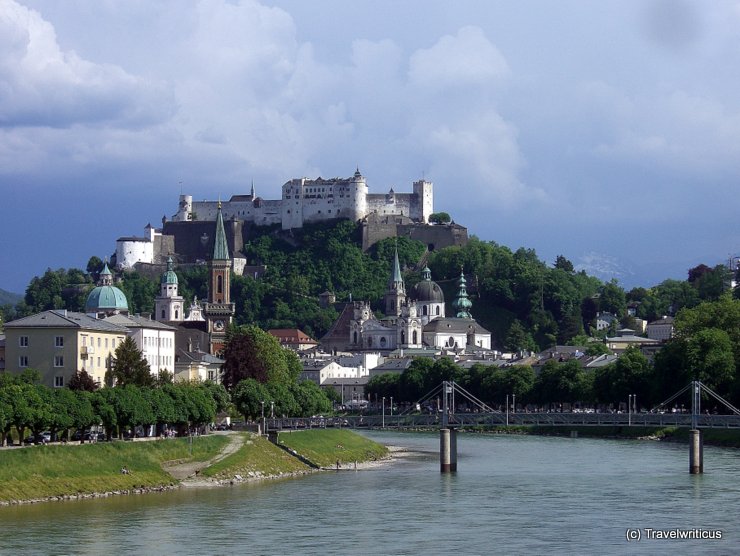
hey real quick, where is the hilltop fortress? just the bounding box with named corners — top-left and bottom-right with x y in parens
top-left (172, 168), bottom-right (433, 229)
top-left (115, 169), bottom-right (467, 271)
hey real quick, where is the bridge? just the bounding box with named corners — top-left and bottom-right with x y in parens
top-left (264, 411), bottom-right (740, 431)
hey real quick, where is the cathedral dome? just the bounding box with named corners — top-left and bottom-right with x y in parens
top-left (85, 264), bottom-right (129, 314)
top-left (412, 267), bottom-right (445, 303)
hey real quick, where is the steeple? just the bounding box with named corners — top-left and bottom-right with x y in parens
top-left (99, 263), bottom-right (113, 286)
top-left (212, 201), bottom-right (230, 261)
top-left (390, 247), bottom-right (403, 288)
top-left (452, 268), bottom-right (473, 319)
top-left (250, 180), bottom-right (256, 198)
top-left (384, 246), bottom-right (406, 317)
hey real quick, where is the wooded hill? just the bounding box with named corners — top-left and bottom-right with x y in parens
top-left (2, 220), bottom-right (735, 351)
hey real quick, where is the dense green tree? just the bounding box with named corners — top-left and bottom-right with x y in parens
top-left (598, 279), bottom-right (627, 318)
top-left (429, 212), bottom-right (451, 224)
top-left (221, 325), bottom-right (300, 389)
top-left (685, 328), bottom-right (735, 395)
top-left (266, 382), bottom-right (300, 418)
top-left (107, 336), bottom-right (153, 387)
top-left (366, 373), bottom-right (401, 402)
top-left (232, 379), bottom-right (270, 420)
top-left (504, 320), bottom-right (537, 353)
top-left (68, 369), bottom-right (98, 392)
top-left (593, 347), bottom-right (653, 406)
top-left (202, 381), bottom-right (231, 414)
top-left (534, 360), bottom-right (591, 407)
top-left (291, 381), bottom-right (333, 417)
top-left (554, 255), bottom-right (574, 272)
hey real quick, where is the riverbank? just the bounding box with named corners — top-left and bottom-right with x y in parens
top-left (0, 429), bottom-right (390, 505)
top-left (460, 424), bottom-right (740, 447)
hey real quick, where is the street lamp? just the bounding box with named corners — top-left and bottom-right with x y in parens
top-left (506, 394), bottom-right (509, 427)
top-left (382, 396), bottom-right (385, 428)
top-left (270, 401), bottom-right (275, 419)
top-left (390, 396), bottom-right (393, 418)
top-left (628, 394), bottom-right (636, 426)
top-left (260, 400), bottom-right (265, 435)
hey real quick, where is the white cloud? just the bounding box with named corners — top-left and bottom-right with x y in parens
top-left (408, 26), bottom-right (509, 89)
top-left (0, 0), bottom-right (173, 129)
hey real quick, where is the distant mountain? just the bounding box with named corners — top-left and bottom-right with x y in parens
top-left (0, 287), bottom-right (22, 306)
top-left (575, 252), bottom-right (638, 287)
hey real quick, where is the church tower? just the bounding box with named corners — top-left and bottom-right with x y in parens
top-left (155, 257), bottom-right (184, 322)
top-left (384, 248), bottom-right (406, 317)
top-left (203, 202), bottom-right (235, 354)
top-left (452, 269), bottom-right (473, 319)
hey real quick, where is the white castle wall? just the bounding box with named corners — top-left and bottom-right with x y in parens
top-left (172, 171), bottom-right (431, 230)
top-left (116, 224), bottom-right (161, 268)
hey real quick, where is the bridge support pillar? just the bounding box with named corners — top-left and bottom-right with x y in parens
top-left (439, 429), bottom-right (457, 473)
top-left (689, 429), bottom-right (703, 474)
top-left (450, 428), bottom-right (457, 472)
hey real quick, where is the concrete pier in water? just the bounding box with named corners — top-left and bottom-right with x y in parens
top-left (440, 428), bottom-right (451, 472)
top-left (689, 429), bottom-right (703, 474)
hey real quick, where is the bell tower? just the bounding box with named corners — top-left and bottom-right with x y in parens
top-left (203, 202), bottom-right (236, 354)
top-left (384, 248), bottom-right (406, 317)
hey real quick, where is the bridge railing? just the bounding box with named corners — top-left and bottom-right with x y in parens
top-left (265, 412), bottom-right (740, 430)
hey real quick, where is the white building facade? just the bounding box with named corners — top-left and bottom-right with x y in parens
top-left (172, 170), bottom-right (433, 230)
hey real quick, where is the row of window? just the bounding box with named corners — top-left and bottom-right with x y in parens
top-left (144, 336), bottom-right (173, 348)
top-left (146, 354), bottom-right (173, 367)
top-left (82, 335), bottom-right (119, 349)
top-left (19, 355), bottom-right (110, 369)
top-left (18, 336), bottom-right (66, 347)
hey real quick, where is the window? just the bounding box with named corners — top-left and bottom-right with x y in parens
top-left (380, 337), bottom-right (387, 348)
top-left (97, 357), bottom-right (101, 367)
top-left (413, 330), bottom-right (418, 344)
top-left (54, 376), bottom-right (64, 388)
top-left (105, 338), bottom-right (108, 348)
top-left (19, 355), bottom-right (28, 367)
top-left (82, 336), bottom-right (87, 347)
top-left (54, 355), bottom-right (64, 367)
top-left (97, 337), bottom-right (101, 348)
top-left (19, 336), bottom-right (29, 347)
top-left (436, 306), bottom-right (441, 316)
top-left (161, 309), bottom-right (166, 319)
top-left (55, 336), bottom-right (64, 347)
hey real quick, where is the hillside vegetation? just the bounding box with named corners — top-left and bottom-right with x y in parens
top-left (2, 220), bottom-right (735, 351)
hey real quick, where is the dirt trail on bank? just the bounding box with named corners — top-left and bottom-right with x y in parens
top-left (163, 432), bottom-right (246, 482)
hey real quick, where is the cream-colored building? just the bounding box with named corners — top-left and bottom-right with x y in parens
top-left (3, 310), bottom-right (127, 388)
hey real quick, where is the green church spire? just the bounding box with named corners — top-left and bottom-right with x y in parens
top-left (452, 268), bottom-right (473, 319)
top-left (390, 247), bottom-right (403, 287)
top-left (212, 201), bottom-right (230, 261)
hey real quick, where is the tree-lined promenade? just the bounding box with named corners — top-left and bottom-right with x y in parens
top-left (0, 369), bottom-right (227, 445)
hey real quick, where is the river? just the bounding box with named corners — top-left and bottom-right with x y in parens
top-left (1, 431), bottom-right (738, 555)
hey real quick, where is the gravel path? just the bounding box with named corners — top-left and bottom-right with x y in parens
top-left (163, 432), bottom-right (246, 482)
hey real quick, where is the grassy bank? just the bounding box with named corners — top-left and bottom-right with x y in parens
top-left (277, 429), bottom-right (388, 467)
top-left (200, 434), bottom-right (310, 479)
top-left (0, 436), bottom-right (229, 503)
top-left (0, 429), bottom-right (390, 504)
top-left (463, 424), bottom-right (740, 447)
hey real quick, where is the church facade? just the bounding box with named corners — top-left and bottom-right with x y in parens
top-left (345, 253), bottom-right (491, 353)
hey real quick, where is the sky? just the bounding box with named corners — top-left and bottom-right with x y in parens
top-left (2, 0), bottom-right (740, 295)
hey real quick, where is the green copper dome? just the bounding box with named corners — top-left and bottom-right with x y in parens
top-left (85, 263), bottom-right (129, 313)
top-left (85, 285), bottom-right (129, 312)
top-left (161, 257), bottom-right (178, 285)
